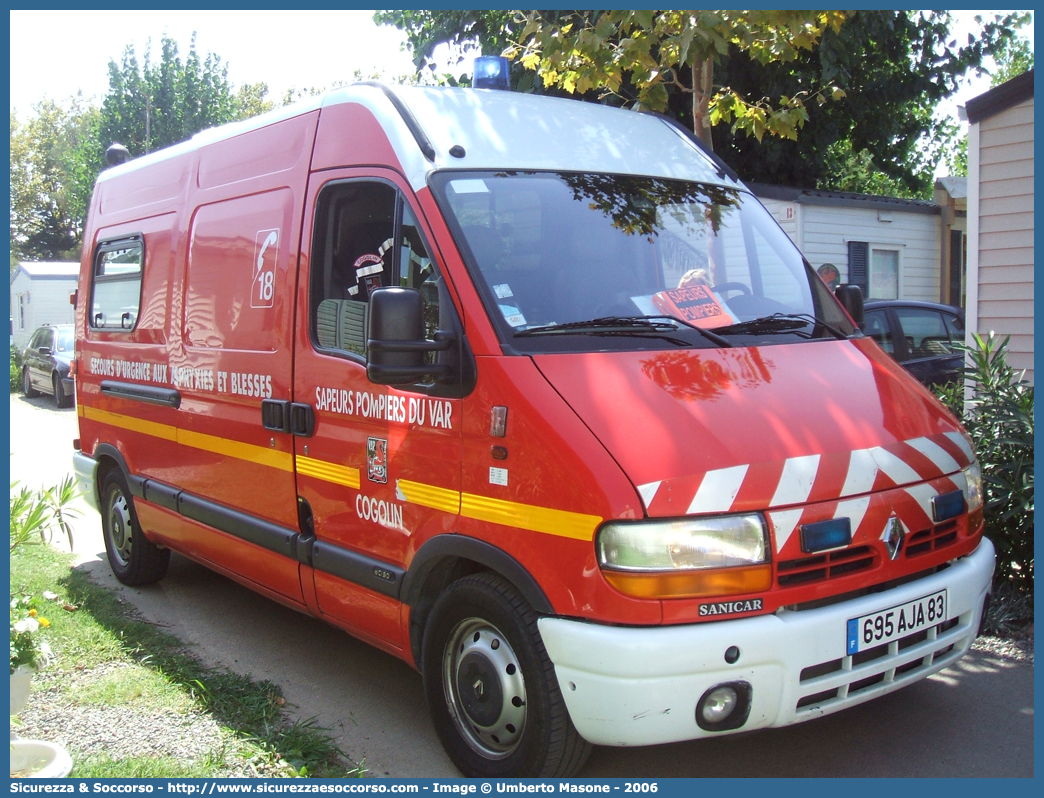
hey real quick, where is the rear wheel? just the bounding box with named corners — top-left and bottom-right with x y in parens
top-left (101, 470), bottom-right (170, 585)
top-left (21, 368), bottom-right (39, 397)
top-left (53, 374), bottom-right (71, 408)
top-left (422, 573), bottom-right (591, 778)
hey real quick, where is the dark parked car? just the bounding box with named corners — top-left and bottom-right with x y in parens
top-left (862, 300), bottom-right (965, 388)
top-left (21, 324), bottom-right (75, 408)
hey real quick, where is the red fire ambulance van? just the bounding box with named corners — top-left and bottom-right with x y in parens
top-left (73, 84), bottom-right (994, 777)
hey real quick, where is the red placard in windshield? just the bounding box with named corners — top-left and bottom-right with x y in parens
top-left (652, 286), bottom-right (731, 329)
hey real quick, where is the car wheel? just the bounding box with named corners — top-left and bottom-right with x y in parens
top-left (53, 374), bottom-right (71, 408)
top-left (422, 572), bottom-right (591, 778)
top-left (21, 368), bottom-right (39, 398)
top-left (101, 470), bottom-right (170, 586)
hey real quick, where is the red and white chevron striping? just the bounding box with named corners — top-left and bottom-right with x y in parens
top-left (637, 432), bottom-right (975, 554)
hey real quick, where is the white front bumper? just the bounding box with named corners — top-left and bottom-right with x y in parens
top-left (72, 451), bottom-right (100, 512)
top-left (539, 538), bottom-right (995, 747)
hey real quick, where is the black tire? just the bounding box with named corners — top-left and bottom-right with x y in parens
top-left (421, 572), bottom-right (592, 778)
top-left (21, 368), bottom-right (39, 398)
top-left (101, 470), bottom-right (170, 586)
top-left (53, 374), bottom-right (71, 408)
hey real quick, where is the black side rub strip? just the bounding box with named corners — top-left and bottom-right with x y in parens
top-left (312, 541), bottom-right (405, 599)
top-left (101, 380), bottom-right (181, 408)
top-left (135, 476), bottom-right (404, 598)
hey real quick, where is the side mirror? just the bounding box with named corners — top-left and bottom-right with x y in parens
top-left (366, 287), bottom-right (454, 385)
top-left (835, 284), bottom-right (865, 328)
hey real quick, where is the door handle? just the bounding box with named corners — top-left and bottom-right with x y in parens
top-left (290, 403), bottom-right (315, 438)
top-left (261, 399), bottom-right (290, 433)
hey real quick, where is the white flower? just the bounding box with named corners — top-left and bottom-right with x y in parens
top-left (13, 618), bottom-right (39, 634)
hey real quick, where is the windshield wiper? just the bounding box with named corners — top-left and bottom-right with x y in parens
top-left (714, 313), bottom-right (849, 341)
top-left (515, 316), bottom-right (728, 347)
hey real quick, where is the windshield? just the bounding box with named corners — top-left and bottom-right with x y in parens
top-left (56, 329), bottom-right (74, 352)
top-left (431, 171), bottom-right (855, 352)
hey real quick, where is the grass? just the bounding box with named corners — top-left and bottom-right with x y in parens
top-left (10, 541), bottom-right (363, 778)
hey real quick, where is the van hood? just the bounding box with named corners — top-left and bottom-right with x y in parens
top-left (532, 338), bottom-right (974, 520)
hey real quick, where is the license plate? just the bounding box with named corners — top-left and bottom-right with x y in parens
top-left (846, 590), bottom-right (947, 655)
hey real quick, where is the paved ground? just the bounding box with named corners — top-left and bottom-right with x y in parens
top-left (9, 392), bottom-right (1035, 777)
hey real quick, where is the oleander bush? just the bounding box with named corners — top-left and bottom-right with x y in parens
top-left (935, 333), bottom-right (1034, 612)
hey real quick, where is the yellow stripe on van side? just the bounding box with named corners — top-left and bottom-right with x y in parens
top-left (82, 406), bottom-right (178, 442)
top-left (177, 428), bottom-right (293, 472)
top-left (461, 493), bottom-right (603, 542)
top-left (397, 479), bottom-right (461, 514)
top-left (82, 405), bottom-right (292, 471)
top-left (83, 405), bottom-right (600, 541)
top-left (297, 456), bottom-right (361, 489)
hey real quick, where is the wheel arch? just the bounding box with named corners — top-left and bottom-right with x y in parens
top-left (92, 444), bottom-right (145, 502)
top-left (401, 535), bottom-right (554, 670)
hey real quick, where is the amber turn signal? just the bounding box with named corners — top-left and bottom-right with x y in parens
top-left (967, 507), bottom-right (984, 535)
top-left (602, 563), bottom-right (772, 600)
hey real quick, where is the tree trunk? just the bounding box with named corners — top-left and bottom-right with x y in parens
top-left (692, 58), bottom-right (714, 151)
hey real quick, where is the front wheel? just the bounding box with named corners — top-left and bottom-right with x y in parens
top-left (53, 374), bottom-right (72, 408)
top-left (422, 573), bottom-right (591, 778)
top-left (101, 470), bottom-right (170, 585)
top-left (22, 368), bottom-right (39, 397)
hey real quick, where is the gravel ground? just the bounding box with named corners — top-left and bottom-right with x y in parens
top-left (15, 632), bottom-right (1032, 777)
top-left (972, 627), bottom-right (1034, 662)
top-left (15, 663), bottom-right (271, 777)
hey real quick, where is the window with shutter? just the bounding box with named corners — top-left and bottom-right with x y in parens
top-left (847, 241), bottom-right (868, 297)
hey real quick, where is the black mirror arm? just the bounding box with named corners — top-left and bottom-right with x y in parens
top-left (366, 330), bottom-right (457, 385)
top-left (367, 329), bottom-right (455, 355)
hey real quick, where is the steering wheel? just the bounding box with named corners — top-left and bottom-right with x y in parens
top-left (712, 282), bottom-right (751, 297)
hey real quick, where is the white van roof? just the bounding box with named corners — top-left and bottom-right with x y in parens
top-left (98, 84), bottom-right (737, 193)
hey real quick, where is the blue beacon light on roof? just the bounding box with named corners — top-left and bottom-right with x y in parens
top-left (472, 56), bottom-right (511, 91)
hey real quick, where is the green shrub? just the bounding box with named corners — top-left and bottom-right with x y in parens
top-left (11, 344), bottom-right (22, 392)
top-left (936, 333), bottom-right (1034, 603)
top-left (9, 476), bottom-right (80, 550)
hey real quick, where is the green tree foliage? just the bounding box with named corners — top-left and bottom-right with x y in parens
top-left (990, 32), bottom-right (1034, 86)
top-left (377, 10), bottom-right (1025, 197)
top-left (100, 33), bottom-right (238, 157)
top-left (506, 10), bottom-right (849, 148)
top-left (374, 10), bottom-right (517, 83)
top-left (11, 34), bottom-right (272, 267)
top-left (709, 11), bottom-right (1026, 194)
top-left (235, 82), bottom-right (275, 120)
top-left (10, 96), bottom-right (102, 262)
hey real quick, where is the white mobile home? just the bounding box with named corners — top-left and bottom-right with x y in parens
top-left (10, 262), bottom-right (78, 349)
top-left (751, 184), bottom-right (944, 303)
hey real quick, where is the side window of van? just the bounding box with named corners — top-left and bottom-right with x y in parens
top-left (310, 182), bottom-right (440, 361)
top-left (399, 204), bottom-right (440, 350)
top-left (311, 182), bottom-right (396, 356)
top-left (91, 237), bottom-right (143, 330)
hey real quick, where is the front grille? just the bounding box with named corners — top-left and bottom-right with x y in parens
top-left (777, 545), bottom-right (877, 587)
top-left (794, 613), bottom-right (972, 715)
top-left (905, 520), bottom-right (959, 558)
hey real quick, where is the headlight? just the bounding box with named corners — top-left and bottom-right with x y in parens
top-left (597, 514), bottom-right (771, 599)
top-left (598, 514), bottom-right (768, 570)
top-left (962, 462), bottom-right (983, 513)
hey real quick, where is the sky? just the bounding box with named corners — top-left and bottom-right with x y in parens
top-left (9, 9), bottom-right (1034, 120)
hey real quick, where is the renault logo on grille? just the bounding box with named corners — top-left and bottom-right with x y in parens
top-left (883, 516), bottom-right (906, 560)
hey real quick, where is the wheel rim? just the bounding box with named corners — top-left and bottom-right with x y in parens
top-left (443, 617), bottom-right (527, 759)
top-left (107, 488), bottom-right (133, 566)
